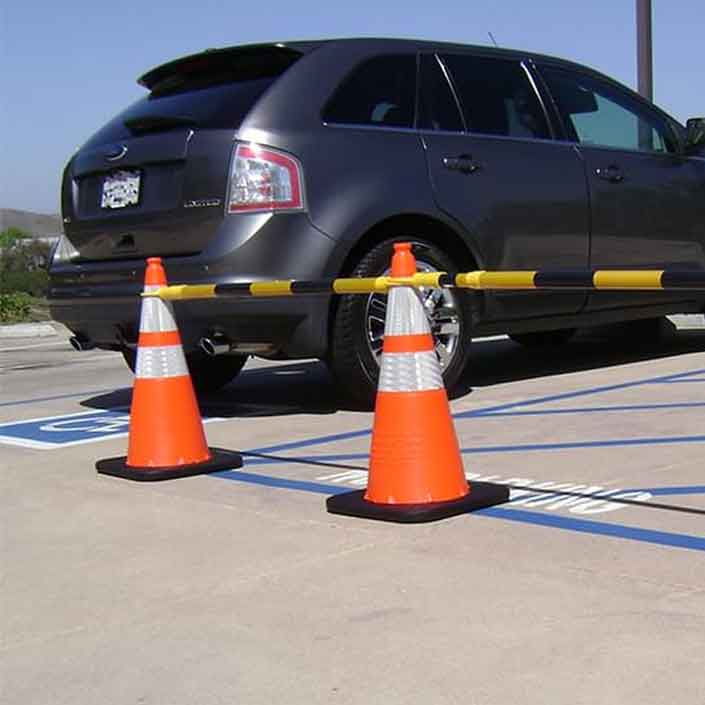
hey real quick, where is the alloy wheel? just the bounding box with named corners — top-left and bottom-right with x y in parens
top-left (363, 261), bottom-right (461, 369)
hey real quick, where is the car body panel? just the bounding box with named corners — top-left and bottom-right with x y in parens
top-left (582, 145), bottom-right (705, 310)
top-left (423, 131), bottom-right (590, 319)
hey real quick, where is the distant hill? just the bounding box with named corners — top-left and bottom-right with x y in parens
top-left (0, 209), bottom-right (62, 237)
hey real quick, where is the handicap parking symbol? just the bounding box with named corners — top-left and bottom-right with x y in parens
top-left (0, 410), bottom-right (131, 449)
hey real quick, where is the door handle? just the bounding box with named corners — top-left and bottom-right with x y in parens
top-left (442, 154), bottom-right (480, 174)
top-left (595, 165), bottom-right (624, 183)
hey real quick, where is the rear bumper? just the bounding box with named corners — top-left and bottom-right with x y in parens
top-left (49, 294), bottom-right (331, 358)
top-left (49, 213), bottom-right (337, 358)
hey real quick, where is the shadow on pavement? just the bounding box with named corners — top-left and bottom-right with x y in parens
top-left (461, 321), bottom-right (705, 393)
top-left (81, 320), bottom-right (705, 418)
top-left (82, 360), bottom-right (342, 417)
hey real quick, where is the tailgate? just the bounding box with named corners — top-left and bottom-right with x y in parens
top-left (64, 128), bottom-right (234, 260)
top-left (61, 45), bottom-right (304, 261)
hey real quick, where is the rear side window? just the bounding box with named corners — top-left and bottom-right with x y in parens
top-left (323, 55), bottom-right (416, 128)
top-left (440, 54), bottom-right (551, 140)
top-left (418, 55), bottom-right (464, 132)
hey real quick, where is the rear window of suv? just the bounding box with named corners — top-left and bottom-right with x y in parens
top-left (82, 48), bottom-right (301, 149)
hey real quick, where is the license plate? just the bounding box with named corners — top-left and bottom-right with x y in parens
top-left (101, 169), bottom-right (141, 209)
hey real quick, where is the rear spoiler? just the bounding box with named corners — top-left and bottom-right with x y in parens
top-left (138, 42), bottom-right (323, 92)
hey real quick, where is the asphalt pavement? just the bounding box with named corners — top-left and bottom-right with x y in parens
top-left (2, 321), bottom-right (705, 704)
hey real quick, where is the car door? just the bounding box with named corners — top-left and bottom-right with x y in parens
top-left (538, 64), bottom-right (705, 311)
top-left (420, 52), bottom-right (590, 321)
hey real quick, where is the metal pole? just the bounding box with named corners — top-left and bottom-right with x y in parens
top-left (636, 0), bottom-right (653, 101)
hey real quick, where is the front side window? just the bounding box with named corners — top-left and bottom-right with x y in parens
top-left (440, 54), bottom-right (551, 140)
top-left (323, 55), bottom-right (416, 128)
top-left (539, 66), bottom-right (675, 153)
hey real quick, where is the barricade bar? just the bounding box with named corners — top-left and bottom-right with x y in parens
top-left (145, 269), bottom-right (705, 300)
top-left (147, 272), bottom-right (450, 300)
top-left (459, 269), bottom-right (671, 290)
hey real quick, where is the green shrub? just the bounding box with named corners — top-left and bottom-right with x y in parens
top-left (0, 227), bottom-right (31, 248)
top-left (0, 291), bottom-right (32, 322)
top-left (0, 270), bottom-right (49, 296)
top-left (0, 229), bottom-right (52, 296)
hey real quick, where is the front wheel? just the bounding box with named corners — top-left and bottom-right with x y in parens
top-left (329, 238), bottom-right (475, 406)
top-left (122, 348), bottom-right (247, 394)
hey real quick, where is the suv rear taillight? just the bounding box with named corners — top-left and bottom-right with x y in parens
top-left (228, 143), bottom-right (304, 213)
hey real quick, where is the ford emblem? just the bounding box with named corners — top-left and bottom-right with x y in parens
top-left (105, 144), bottom-right (128, 161)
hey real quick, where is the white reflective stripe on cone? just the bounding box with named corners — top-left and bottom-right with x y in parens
top-left (139, 288), bottom-right (179, 333)
top-left (384, 287), bottom-right (431, 337)
top-left (378, 351), bottom-right (444, 392)
top-left (136, 345), bottom-right (189, 379)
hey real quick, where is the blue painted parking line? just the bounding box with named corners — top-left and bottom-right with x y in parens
top-left (456, 435), bottom-right (705, 454)
top-left (473, 401), bottom-right (705, 417)
top-left (241, 430), bottom-right (705, 467)
top-left (627, 485), bottom-right (705, 497)
top-left (480, 507), bottom-right (705, 552)
top-left (459, 367), bottom-right (705, 419)
top-left (249, 428), bottom-right (371, 456)
top-left (648, 377), bottom-right (705, 384)
top-left (216, 469), bottom-right (349, 495)
top-left (213, 467), bottom-right (705, 553)
top-left (242, 367), bottom-right (705, 458)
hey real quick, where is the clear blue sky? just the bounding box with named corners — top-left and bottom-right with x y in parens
top-left (1, 0), bottom-right (703, 214)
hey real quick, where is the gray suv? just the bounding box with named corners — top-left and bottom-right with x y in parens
top-left (49, 38), bottom-right (705, 402)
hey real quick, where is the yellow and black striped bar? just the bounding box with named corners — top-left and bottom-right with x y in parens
top-left (148, 272), bottom-right (452, 300)
top-left (452, 269), bottom-right (705, 290)
top-left (146, 269), bottom-right (705, 301)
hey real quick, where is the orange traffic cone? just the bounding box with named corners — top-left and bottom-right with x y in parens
top-left (327, 243), bottom-right (509, 522)
top-left (96, 257), bottom-right (242, 481)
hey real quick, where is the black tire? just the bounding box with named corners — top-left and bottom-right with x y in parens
top-left (509, 329), bottom-right (576, 348)
top-left (329, 238), bottom-right (475, 406)
top-left (121, 348), bottom-right (247, 394)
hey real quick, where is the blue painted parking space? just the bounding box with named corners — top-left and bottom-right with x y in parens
top-left (0, 410), bottom-right (132, 449)
top-left (3, 362), bottom-right (703, 553)
top-left (206, 365), bottom-right (705, 553)
top-left (0, 409), bottom-right (222, 449)
top-left (213, 465), bottom-right (705, 553)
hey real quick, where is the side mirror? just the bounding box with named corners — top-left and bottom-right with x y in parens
top-left (685, 117), bottom-right (705, 151)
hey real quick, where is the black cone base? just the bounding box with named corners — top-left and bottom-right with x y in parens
top-left (96, 447), bottom-right (242, 482)
top-left (326, 481), bottom-right (510, 523)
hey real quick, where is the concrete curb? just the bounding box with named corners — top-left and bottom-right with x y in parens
top-left (0, 321), bottom-right (68, 339)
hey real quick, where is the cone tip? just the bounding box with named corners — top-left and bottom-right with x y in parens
top-left (144, 257), bottom-right (167, 287)
top-left (391, 242), bottom-right (416, 277)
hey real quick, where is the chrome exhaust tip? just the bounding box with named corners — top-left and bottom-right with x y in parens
top-left (199, 335), bottom-right (230, 357)
top-left (69, 335), bottom-right (95, 351)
